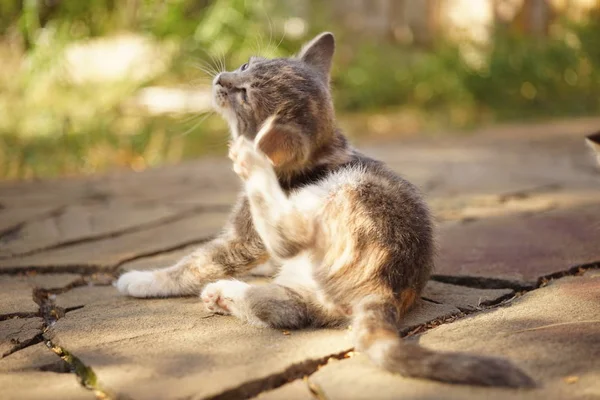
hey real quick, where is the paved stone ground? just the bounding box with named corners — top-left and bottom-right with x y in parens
top-left (1, 118), bottom-right (599, 400)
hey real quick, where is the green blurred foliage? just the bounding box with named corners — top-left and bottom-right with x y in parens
top-left (334, 18), bottom-right (600, 121)
top-left (1, 0), bottom-right (600, 179)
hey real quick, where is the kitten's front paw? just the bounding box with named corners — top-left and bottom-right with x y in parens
top-left (116, 270), bottom-right (157, 298)
top-left (228, 136), bottom-right (271, 180)
top-left (200, 280), bottom-right (249, 314)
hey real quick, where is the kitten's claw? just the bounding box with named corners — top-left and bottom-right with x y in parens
top-left (200, 280), bottom-right (249, 314)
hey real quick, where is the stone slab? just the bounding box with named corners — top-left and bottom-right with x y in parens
top-left (422, 281), bottom-right (513, 311)
top-left (254, 379), bottom-right (313, 400)
top-left (0, 340), bottom-right (86, 400)
top-left (0, 157), bottom-right (236, 208)
top-left (118, 245), bottom-right (199, 272)
top-left (364, 119), bottom-right (600, 201)
top-left (46, 282), bottom-right (465, 400)
top-left (0, 372), bottom-right (94, 400)
top-left (430, 189), bottom-right (600, 223)
top-left (0, 211), bottom-right (228, 272)
top-left (400, 300), bottom-right (460, 333)
top-left (55, 286), bottom-right (124, 310)
top-left (0, 274), bottom-right (82, 316)
top-left (47, 286), bottom-right (353, 399)
top-left (307, 274), bottom-right (600, 400)
top-left (436, 203), bottom-right (600, 283)
top-left (0, 205), bottom-right (58, 235)
top-left (0, 201), bottom-right (188, 258)
top-left (0, 277), bottom-right (39, 316)
top-left (1, 317), bottom-right (43, 358)
top-left (0, 342), bottom-right (69, 373)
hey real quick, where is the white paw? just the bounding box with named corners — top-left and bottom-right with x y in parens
top-left (228, 136), bottom-right (271, 180)
top-left (116, 270), bottom-right (157, 298)
top-left (200, 280), bottom-right (250, 314)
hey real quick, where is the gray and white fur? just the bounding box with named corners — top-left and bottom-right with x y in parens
top-left (117, 32), bottom-right (534, 388)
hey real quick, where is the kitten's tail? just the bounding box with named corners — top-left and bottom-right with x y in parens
top-left (353, 295), bottom-right (535, 388)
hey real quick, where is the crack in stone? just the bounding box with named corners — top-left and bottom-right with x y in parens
top-left (430, 274), bottom-right (535, 291)
top-left (200, 297), bottom-right (513, 400)
top-left (1, 332), bottom-right (44, 358)
top-left (0, 206), bottom-right (67, 241)
top-left (0, 264), bottom-right (108, 275)
top-left (0, 312), bottom-right (39, 322)
top-left (205, 265), bottom-right (596, 400)
top-left (5, 257), bottom-right (594, 399)
top-left (111, 236), bottom-right (213, 270)
top-left (0, 236), bottom-right (213, 275)
top-left (0, 274), bottom-right (97, 359)
top-left (497, 183), bottom-right (562, 203)
top-left (46, 340), bottom-right (117, 400)
top-left (536, 261), bottom-right (599, 288)
top-left (431, 262), bottom-right (599, 301)
top-left (33, 285), bottom-right (118, 400)
top-left (201, 350), bottom-right (352, 400)
top-left (1, 204), bottom-right (229, 260)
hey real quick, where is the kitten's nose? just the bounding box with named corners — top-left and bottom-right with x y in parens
top-left (216, 72), bottom-right (235, 88)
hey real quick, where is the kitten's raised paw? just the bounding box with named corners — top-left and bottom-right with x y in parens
top-left (228, 136), bottom-right (271, 180)
top-left (116, 270), bottom-right (157, 298)
top-left (200, 280), bottom-right (249, 314)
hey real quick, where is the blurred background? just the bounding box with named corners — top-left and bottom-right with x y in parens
top-left (1, 0), bottom-right (599, 180)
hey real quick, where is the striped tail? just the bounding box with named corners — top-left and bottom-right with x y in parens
top-left (353, 295), bottom-right (535, 388)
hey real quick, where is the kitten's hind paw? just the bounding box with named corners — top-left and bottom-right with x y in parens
top-left (200, 280), bottom-right (250, 315)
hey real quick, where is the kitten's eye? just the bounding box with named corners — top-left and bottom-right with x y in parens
top-left (240, 63), bottom-right (249, 71)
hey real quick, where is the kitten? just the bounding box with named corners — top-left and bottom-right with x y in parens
top-left (586, 132), bottom-right (600, 166)
top-left (117, 33), bottom-right (534, 388)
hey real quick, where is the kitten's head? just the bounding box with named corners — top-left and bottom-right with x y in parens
top-left (586, 132), bottom-right (600, 167)
top-left (212, 32), bottom-right (338, 170)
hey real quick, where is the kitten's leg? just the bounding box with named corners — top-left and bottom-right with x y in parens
top-left (201, 280), bottom-right (320, 328)
top-left (117, 197), bottom-right (268, 298)
top-left (229, 137), bottom-right (315, 260)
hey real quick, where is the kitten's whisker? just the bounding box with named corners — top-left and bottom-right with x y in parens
top-left (204, 58), bottom-right (221, 76)
top-left (192, 58), bottom-right (221, 78)
top-left (193, 63), bottom-right (218, 78)
top-left (178, 112), bottom-right (215, 137)
top-left (253, 34), bottom-right (263, 57)
top-left (275, 25), bottom-right (287, 53)
top-left (193, 48), bottom-right (222, 76)
top-left (209, 50), bottom-right (224, 74)
top-left (264, 3), bottom-right (275, 53)
top-left (177, 110), bottom-right (213, 125)
top-left (215, 47), bottom-right (226, 73)
top-left (258, 32), bottom-right (265, 57)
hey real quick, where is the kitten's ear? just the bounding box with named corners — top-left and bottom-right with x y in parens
top-left (297, 32), bottom-right (335, 81)
top-left (585, 132), bottom-right (600, 166)
top-left (255, 116), bottom-right (310, 168)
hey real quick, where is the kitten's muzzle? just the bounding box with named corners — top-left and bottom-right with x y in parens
top-left (215, 72), bottom-right (238, 89)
